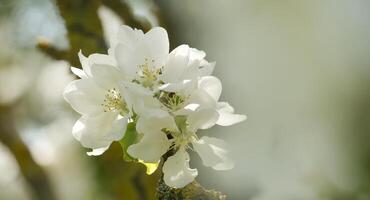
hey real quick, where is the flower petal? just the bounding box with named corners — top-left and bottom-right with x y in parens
top-left (136, 115), bottom-right (178, 134)
top-left (127, 130), bottom-right (170, 163)
top-left (89, 64), bottom-right (122, 89)
top-left (78, 50), bottom-right (91, 76)
top-left (199, 61), bottom-right (215, 77)
top-left (72, 112), bottom-right (123, 149)
top-left (88, 53), bottom-right (116, 67)
top-left (192, 136), bottom-right (234, 170)
top-left (161, 45), bottom-right (190, 83)
top-left (158, 80), bottom-right (193, 93)
top-left (115, 25), bottom-right (144, 47)
top-left (105, 116), bottom-right (128, 141)
top-left (187, 107), bottom-right (219, 131)
top-left (144, 27), bottom-right (169, 67)
top-left (115, 43), bottom-right (143, 77)
top-left (163, 148), bottom-right (198, 188)
top-left (70, 67), bottom-right (87, 79)
top-left (216, 102), bottom-right (246, 126)
top-left (87, 146), bottom-right (110, 156)
top-left (188, 89), bottom-right (217, 109)
top-left (63, 79), bottom-right (105, 115)
top-left (198, 76), bottom-right (222, 101)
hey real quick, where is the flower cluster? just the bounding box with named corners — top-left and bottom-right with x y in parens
top-left (63, 25), bottom-right (246, 188)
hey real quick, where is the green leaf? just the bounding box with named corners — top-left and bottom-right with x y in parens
top-left (119, 122), bottom-right (138, 162)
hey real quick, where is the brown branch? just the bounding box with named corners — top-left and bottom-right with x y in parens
top-left (0, 104), bottom-right (57, 200)
top-left (37, 37), bottom-right (68, 61)
top-left (39, 0), bottom-right (107, 67)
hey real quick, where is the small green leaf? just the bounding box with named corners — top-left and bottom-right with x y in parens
top-left (119, 122), bottom-right (138, 162)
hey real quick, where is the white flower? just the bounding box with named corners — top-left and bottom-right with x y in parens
top-left (63, 25), bottom-right (246, 189)
top-left (159, 44), bottom-right (215, 94)
top-left (197, 76), bottom-right (247, 126)
top-left (64, 51), bottom-right (130, 156)
top-left (159, 44), bottom-right (246, 126)
top-left (125, 40), bottom-right (245, 188)
top-left (128, 105), bottom-right (234, 188)
top-left (111, 26), bottom-right (169, 89)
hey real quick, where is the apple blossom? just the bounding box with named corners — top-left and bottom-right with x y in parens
top-left (63, 25), bottom-right (246, 189)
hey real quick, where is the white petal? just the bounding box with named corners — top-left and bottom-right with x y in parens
top-left (136, 115), bottom-right (178, 134)
top-left (217, 113), bottom-right (246, 126)
top-left (198, 76), bottom-right (222, 101)
top-left (144, 27), bottom-right (169, 67)
top-left (63, 79), bottom-right (105, 115)
top-left (89, 64), bottom-right (122, 89)
top-left (170, 45), bottom-right (207, 70)
top-left (88, 53), bottom-right (116, 67)
top-left (87, 146), bottom-right (110, 156)
top-left (216, 102), bottom-right (246, 126)
top-left (163, 149), bottom-right (198, 188)
top-left (105, 116), bottom-right (128, 141)
top-left (122, 81), bottom-right (153, 96)
top-left (217, 102), bottom-right (234, 113)
top-left (188, 89), bottom-right (217, 109)
top-left (78, 50), bottom-right (91, 76)
top-left (72, 112), bottom-right (122, 149)
top-left (199, 61), bottom-right (215, 77)
top-left (158, 80), bottom-right (193, 93)
top-left (187, 107), bottom-right (219, 132)
top-left (115, 43), bottom-right (142, 77)
top-left (127, 130), bottom-right (170, 163)
top-left (121, 82), bottom-right (168, 117)
top-left (183, 103), bottom-right (200, 111)
top-left (116, 25), bottom-right (144, 47)
top-left (188, 47), bottom-right (206, 62)
top-left (171, 44), bottom-right (190, 57)
top-left (161, 46), bottom-right (190, 83)
top-left (70, 67), bottom-right (87, 79)
top-left (192, 136), bottom-right (234, 170)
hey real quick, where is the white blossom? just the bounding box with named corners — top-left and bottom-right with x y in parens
top-left (64, 51), bottom-right (130, 156)
top-left (64, 25), bottom-right (246, 188)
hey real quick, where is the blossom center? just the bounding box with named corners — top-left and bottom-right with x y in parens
top-left (170, 130), bottom-right (197, 151)
top-left (158, 92), bottom-right (186, 111)
top-left (101, 88), bottom-right (128, 115)
top-left (137, 58), bottom-right (161, 88)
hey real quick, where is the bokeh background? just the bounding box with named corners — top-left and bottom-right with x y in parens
top-left (1, 0), bottom-right (370, 199)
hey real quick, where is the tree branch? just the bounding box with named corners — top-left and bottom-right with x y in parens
top-left (0, 104), bottom-right (57, 200)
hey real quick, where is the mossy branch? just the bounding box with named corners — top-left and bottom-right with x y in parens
top-left (156, 179), bottom-right (226, 200)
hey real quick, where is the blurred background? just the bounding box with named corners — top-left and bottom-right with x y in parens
top-left (0, 0), bottom-right (370, 199)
